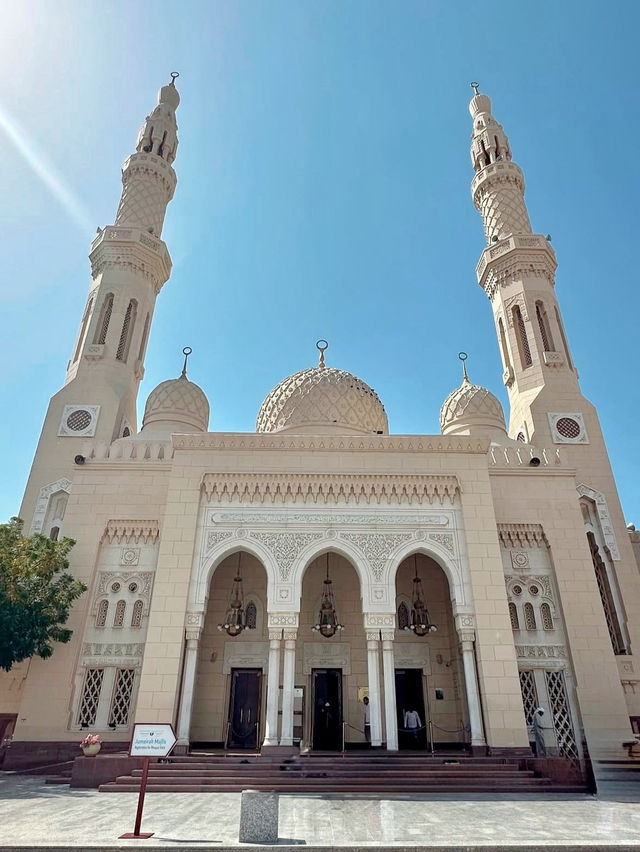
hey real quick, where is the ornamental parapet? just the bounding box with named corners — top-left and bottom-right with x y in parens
top-left (89, 225), bottom-right (172, 293)
top-left (121, 151), bottom-right (177, 198)
top-left (476, 233), bottom-right (558, 299)
top-left (471, 160), bottom-right (526, 202)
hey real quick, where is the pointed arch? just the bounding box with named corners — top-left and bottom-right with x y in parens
top-left (190, 540), bottom-right (278, 615)
top-left (535, 301), bottom-right (555, 352)
top-left (498, 316), bottom-right (511, 371)
top-left (513, 305), bottom-right (532, 368)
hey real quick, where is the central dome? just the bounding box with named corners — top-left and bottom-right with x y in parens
top-left (257, 364), bottom-right (389, 435)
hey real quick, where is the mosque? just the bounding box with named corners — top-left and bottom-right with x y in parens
top-left (2, 76), bottom-right (640, 787)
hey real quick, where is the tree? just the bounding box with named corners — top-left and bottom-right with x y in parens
top-left (0, 517), bottom-right (86, 672)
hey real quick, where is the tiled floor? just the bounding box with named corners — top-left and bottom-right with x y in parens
top-left (2, 774), bottom-right (640, 848)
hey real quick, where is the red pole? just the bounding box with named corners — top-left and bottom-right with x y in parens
top-left (120, 756), bottom-right (154, 839)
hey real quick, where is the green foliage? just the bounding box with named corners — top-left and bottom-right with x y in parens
top-left (0, 517), bottom-right (86, 672)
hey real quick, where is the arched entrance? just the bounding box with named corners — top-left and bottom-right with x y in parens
top-left (299, 551), bottom-right (366, 751)
top-left (189, 550), bottom-right (268, 749)
top-left (394, 553), bottom-right (468, 750)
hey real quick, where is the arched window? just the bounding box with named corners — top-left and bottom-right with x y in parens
top-left (116, 299), bottom-right (137, 362)
top-left (540, 603), bottom-right (553, 630)
top-left (513, 306), bottom-right (532, 367)
top-left (96, 600), bottom-right (109, 628)
top-left (137, 313), bottom-right (150, 362)
top-left (93, 293), bottom-right (114, 345)
top-left (113, 600), bottom-right (126, 628)
top-left (397, 601), bottom-right (410, 630)
top-left (536, 301), bottom-right (555, 352)
top-left (509, 602), bottom-right (519, 630)
top-left (73, 296), bottom-right (94, 363)
top-left (131, 600), bottom-right (143, 628)
top-left (555, 307), bottom-right (573, 370)
top-left (523, 602), bottom-right (536, 630)
top-left (245, 601), bottom-right (257, 630)
top-left (588, 532), bottom-right (625, 654)
top-left (498, 317), bottom-right (511, 371)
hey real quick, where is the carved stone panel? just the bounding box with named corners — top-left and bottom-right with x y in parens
top-left (303, 642), bottom-right (351, 675)
top-left (222, 641), bottom-right (269, 674)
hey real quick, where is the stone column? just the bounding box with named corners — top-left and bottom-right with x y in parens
top-left (459, 629), bottom-right (486, 748)
top-left (366, 631), bottom-right (383, 747)
top-left (381, 630), bottom-right (398, 751)
top-left (280, 630), bottom-right (297, 746)
top-left (263, 630), bottom-right (282, 747)
top-left (176, 624), bottom-right (202, 750)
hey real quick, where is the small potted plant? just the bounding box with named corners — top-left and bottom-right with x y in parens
top-left (80, 733), bottom-right (102, 757)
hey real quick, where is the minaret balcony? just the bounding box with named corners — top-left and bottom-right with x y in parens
top-left (476, 233), bottom-right (557, 298)
top-left (89, 225), bottom-right (172, 294)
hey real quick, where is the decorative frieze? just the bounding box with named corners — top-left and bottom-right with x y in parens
top-left (515, 644), bottom-right (566, 660)
top-left (428, 532), bottom-right (455, 555)
top-left (249, 531), bottom-right (324, 579)
top-left (498, 523), bottom-right (548, 550)
top-left (339, 532), bottom-right (414, 580)
top-left (207, 510), bottom-right (451, 527)
top-left (178, 434), bottom-right (490, 454)
top-left (201, 474), bottom-right (461, 506)
top-left (103, 520), bottom-right (160, 545)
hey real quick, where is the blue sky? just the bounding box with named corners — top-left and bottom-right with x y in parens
top-left (1, 0), bottom-right (639, 524)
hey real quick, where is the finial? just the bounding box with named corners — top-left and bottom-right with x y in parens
top-left (458, 351), bottom-right (470, 383)
top-left (316, 339), bottom-right (328, 369)
top-left (170, 71), bottom-right (180, 86)
top-left (181, 346), bottom-right (192, 378)
top-left (471, 81), bottom-right (480, 96)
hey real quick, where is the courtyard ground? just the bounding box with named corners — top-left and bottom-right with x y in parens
top-left (1, 774), bottom-right (640, 851)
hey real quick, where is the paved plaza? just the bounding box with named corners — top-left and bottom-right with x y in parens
top-left (1, 774), bottom-right (640, 851)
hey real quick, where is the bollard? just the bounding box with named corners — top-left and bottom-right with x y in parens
top-left (239, 789), bottom-right (279, 843)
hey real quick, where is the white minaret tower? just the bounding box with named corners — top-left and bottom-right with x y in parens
top-left (19, 75), bottom-right (181, 537)
top-left (470, 84), bottom-right (640, 668)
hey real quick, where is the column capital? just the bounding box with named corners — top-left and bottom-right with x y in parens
top-left (380, 629), bottom-right (395, 643)
top-left (185, 627), bottom-right (202, 643)
top-left (459, 633), bottom-right (476, 646)
top-left (268, 630), bottom-right (283, 642)
top-left (366, 631), bottom-right (381, 642)
top-left (283, 630), bottom-right (297, 642)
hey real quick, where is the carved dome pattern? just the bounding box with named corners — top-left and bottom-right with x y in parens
top-left (440, 379), bottom-right (506, 433)
top-left (143, 375), bottom-right (210, 433)
top-left (257, 366), bottom-right (388, 434)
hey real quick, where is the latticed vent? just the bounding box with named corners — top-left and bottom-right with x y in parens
top-left (116, 299), bottom-right (137, 362)
top-left (513, 306), bottom-right (532, 367)
top-left (94, 293), bottom-right (114, 345)
top-left (509, 602), bottom-right (519, 630)
top-left (524, 602), bottom-right (536, 630)
top-left (96, 600), bottom-right (109, 628)
top-left (245, 601), bottom-right (257, 630)
top-left (131, 600), bottom-right (143, 628)
top-left (556, 417), bottom-right (581, 439)
top-left (108, 669), bottom-right (135, 727)
top-left (66, 409), bottom-right (92, 431)
top-left (78, 668), bottom-right (104, 726)
top-left (541, 602), bottom-right (553, 630)
top-left (113, 600), bottom-right (126, 628)
top-left (519, 670), bottom-right (538, 726)
top-left (589, 533), bottom-right (625, 654)
top-left (545, 670), bottom-right (579, 759)
top-left (397, 602), bottom-right (410, 630)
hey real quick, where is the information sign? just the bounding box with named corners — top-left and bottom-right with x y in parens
top-left (129, 723), bottom-right (176, 757)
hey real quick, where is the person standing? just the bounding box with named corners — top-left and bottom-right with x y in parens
top-left (363, 696), bottom-right (371, 744)
top-left (404, 707), bottom-right (421, 744)
top-left (532, 707), bottom-right (548, 757)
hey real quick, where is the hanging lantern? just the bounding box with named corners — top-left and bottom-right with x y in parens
top-left (218, 554), bottom-right (245, 637)
top-left (312, 554), bottom-right (344, 639)
top-left (407, 556), bottom-right (437, 637)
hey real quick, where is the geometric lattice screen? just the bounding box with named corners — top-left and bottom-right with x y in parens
top-left (545, 670), bottom-right (579, 759)
top-left (518, 669), bottom-right (539, 726)
top-left (108, 668), bottom-right (136, 727)
top-left (78, 668), bottom-right (104, 726)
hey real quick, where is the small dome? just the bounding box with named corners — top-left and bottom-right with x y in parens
top-left (440, 376), bottom-right (506, 439)
top-left (469, 92), bottom-right (492, 118)
top-left (257, 365), bottom-right (388, 435)
top-left (142, 374), bottom-right (209, 434)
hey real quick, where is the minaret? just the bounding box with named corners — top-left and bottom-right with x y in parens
top-left (469, 85), bottom-right (640, 662)
top-left (19, 75), bottom-right (181, 537)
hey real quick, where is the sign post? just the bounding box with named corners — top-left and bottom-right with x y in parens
top-left (119, 723), bottom-right (176, 839)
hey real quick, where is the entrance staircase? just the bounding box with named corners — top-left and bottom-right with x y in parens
top-left (100, 751), bottom-right (587, 794)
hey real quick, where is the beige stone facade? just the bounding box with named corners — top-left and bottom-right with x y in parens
top-left (3, 80), bottom-right (639, 786)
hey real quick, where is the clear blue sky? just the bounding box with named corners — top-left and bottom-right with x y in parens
top-left (1, 0), bottom-right (639, 524)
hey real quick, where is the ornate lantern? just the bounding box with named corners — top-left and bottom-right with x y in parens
top-left (407, 556), bottom-right (437, 636)
top-left (218, 554), bottom-right (245, 637)
top-left (312, 554), bottom-right (344, 639)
